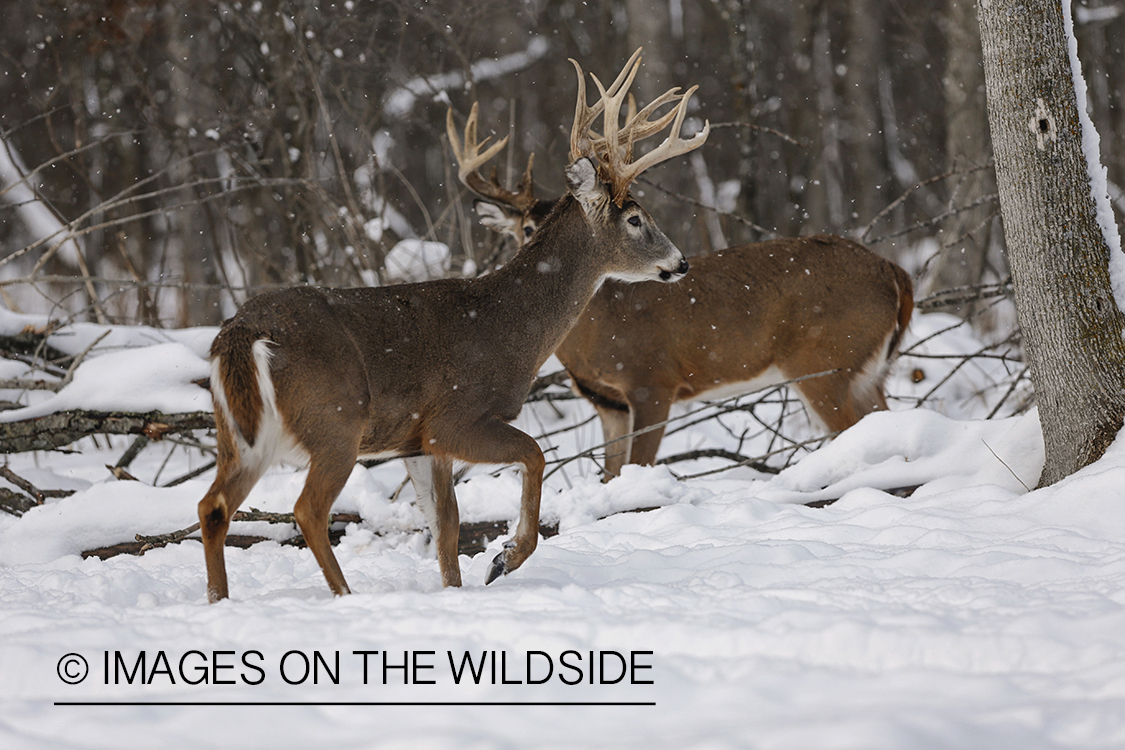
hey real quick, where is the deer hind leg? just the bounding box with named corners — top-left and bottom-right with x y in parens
top-left (795, 366), bottom-right (886, 434)
top-left (622, 393), bottom-right (674, 469)
top-left (404, 454), bottom-right (462, 587)
top-left (437, 418), bottom-right (544, 584)
top-left (291, 449), bottom-right (359, 597)
top-left (198, 458), bottom-right (265, 603)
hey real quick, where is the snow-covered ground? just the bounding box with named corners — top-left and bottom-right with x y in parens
top-left (2, 303), bottom-right (1124, 750)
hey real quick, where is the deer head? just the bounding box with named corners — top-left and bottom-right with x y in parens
top-left (449, 47), bottom-right (709, 267)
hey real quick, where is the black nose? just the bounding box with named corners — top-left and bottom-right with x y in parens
top-left (659, 258), bottom-right (689, 281)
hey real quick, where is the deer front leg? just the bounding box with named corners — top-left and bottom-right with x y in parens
top-left (404, 454), bottom-right (462, 587)
top-left (485, 436), bottom-right (545, 583)
top-left (439, 418), bottom-right (544, 584)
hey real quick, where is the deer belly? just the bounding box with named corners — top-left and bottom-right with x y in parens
top-left (680, 364), bottom-right (787, 404)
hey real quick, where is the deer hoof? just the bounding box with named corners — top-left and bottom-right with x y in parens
top-left (485, 540), bottom-right (516, 585)
top-left (485, 553), bottom-right (507, 585)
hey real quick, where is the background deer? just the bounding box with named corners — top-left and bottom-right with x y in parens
top-left (196, 50), bottom-right (707, 601)
top-left (454, 131), bottom-right (913, 478)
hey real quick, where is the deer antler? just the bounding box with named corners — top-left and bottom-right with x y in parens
top-left (446, 103), bottom-right (538, 213)
top-left (570, 49), bottom-right (710, 206)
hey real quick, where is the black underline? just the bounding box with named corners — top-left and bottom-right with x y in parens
top-left (55, 700), bottom-right (656, 707)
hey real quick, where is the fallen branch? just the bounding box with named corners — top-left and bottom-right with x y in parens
top-left (0, 330), bottom-right (72, 374)
top-left (0, 465), bottom-right (75, 501)
top-left (0, 410), bottom-right (215, 454)
top-left (78, 481), bottom-right (925, 563)
top-left (1, 332), bottom-right (112, 393)
top-left (0, 487), bottom-right (38, 516)
top-left (81, 512), bottom-right (561, 560)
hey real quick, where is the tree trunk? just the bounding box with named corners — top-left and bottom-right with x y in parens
top-left (977, 0), bottom-right (1125, 486)
top-left (929, 0), bottom-right (1000, 316)
top-left (844, 0), bottom-right (887, 227)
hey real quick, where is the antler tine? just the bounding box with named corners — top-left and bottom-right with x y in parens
top-left (569, 60), bottom-right (599, 162)
top-left (447, 103), bottom-right (509, 184)
top-left (569, 49), bottom-right (708, 205)
top-left (569, 47), bottom-right (643, 162)
top-left (588, 88), bottom-right (686, 165)
top-left (447, 103), bottom-right (537, 212)
top-left (610, 84), bottom-right (710, 204)
top-left (588, 53), bottom-right (641, 171)
top-left (622, 89), bottom-right (686, 143)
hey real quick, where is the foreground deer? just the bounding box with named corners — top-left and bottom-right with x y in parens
top-left (453, 123), bottom-right (913, 478)
top-left (196, 50), bottom-right (707, 601)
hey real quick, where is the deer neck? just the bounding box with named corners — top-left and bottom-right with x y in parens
top-left (484, 197), bottom-right (607, 366)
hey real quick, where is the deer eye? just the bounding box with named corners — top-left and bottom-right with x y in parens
top-left (523, 225), bottom-right (535, 237)
top-left (627, 215), bottom-right (641, 227)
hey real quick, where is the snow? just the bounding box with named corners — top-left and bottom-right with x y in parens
top-left (0, 136), bottom-right (82, 269)
top-left (384, 240), bottom-right (452, 283)
top-left (1061, 0), bottom-right (1125, 311)
top-left (2, 304), bottom-right (1125, 749)
top-left (0, 343), bottom-right (211, 422)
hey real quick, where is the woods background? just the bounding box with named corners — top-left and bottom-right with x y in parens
top-left (1, 0), bottom-right (1122, 334)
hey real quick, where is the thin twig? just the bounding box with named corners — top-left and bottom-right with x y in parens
top-left (0, 465), bottom-right (74, 502)
top-left (985, 366), bottom-right (1031, 420)
top-left (707, 120), bottom-right (808, 148)
top-left (635, 175), bottom-right (778, 237)
top-left (161, 460), bottom-right (217, 487)
top-left (981, 438), bottom-right (1031, 492)
top-left (56, 330), bottom-right (110, 390)
top-left (866, 193), bottom-right (999, 245)
top-left (859, 163), bottom-right (993, 242)
top-left (675, 432), bottom-right (839, 480)
top-left (656, 447), bottom-right (779, 474)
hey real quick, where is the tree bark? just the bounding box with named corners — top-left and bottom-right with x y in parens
top-left (977, 0), bottom-right (1125, 486)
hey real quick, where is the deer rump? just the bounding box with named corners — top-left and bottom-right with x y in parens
top-left (555, 234), bottom-right (914, 474)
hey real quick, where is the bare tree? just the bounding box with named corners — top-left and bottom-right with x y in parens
top-left (978, 0), bottom-right (1125, 485)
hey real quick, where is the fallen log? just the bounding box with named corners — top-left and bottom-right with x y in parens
top-left (0, 410), bottom-right (215, 454)
top-left (81, 515), bottom-right (561, 560)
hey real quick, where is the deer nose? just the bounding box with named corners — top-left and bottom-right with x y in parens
top-left (659, 257), bottom-right (689, 281)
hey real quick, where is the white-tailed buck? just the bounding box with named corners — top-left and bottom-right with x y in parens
top-left (197, 49), bottom-right (707, 601)
top-left (454, 126), bottom-right (913, 478)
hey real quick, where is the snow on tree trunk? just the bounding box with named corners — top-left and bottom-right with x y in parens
top-left (977, 0), bottom-right (1125, 486)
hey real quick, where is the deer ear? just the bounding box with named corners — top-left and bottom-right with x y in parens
top-left (473, 200), bottom-right (522, 239)
top-left (565, 157), bottom-right (605, 213)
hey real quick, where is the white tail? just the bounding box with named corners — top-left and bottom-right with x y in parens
top-left (197, 51), bottom-right (707, 601)
top-left (454, 136), bottom-right (913, 478)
